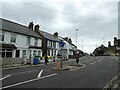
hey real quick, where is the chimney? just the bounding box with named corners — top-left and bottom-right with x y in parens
top-left (28, 22), bottom-right (34, 30)
top-left (54, 32), bottom-right (58, 37)
top-left (34, 24), bottom-right (40, 31)
top-left (64, 37), bottom-right (68, 41)
top-left (108, 41), bottom-right (111, 47)
top-left (114, 37), bottom-right (117, 41)
top-left (69, 38), bottom-right (72, 43)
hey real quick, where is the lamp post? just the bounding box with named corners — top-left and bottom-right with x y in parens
top-left (76, 29), bottom-right (78, 47)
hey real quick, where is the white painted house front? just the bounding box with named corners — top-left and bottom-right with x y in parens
top-left (0, 18), bottom-right (42, 59)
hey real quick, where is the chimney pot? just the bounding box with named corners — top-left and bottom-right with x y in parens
top-left (108, 41), bottom-right (111, 47)
top-left (28, 22), bottom-right (34, 30)
top-left (54, 32), bottom-right (58, 37)
top-left (34, 24), bottom-right (40, 31)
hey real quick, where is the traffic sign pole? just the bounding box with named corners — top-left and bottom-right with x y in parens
top-left (59, 40), bottom-right (65, 69)
top-left (60, 47), bottom-right (62, 68)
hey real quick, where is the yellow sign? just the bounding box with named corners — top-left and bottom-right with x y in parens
top-left (56, 61), bottom-right (61, 70)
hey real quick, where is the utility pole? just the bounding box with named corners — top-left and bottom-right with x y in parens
top-left (76, 29), bottom-right (78, 47)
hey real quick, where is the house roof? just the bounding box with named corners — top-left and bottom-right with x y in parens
top-left (0, 18), bottom-right (42, 39)
top-left (40, 30), bottom-right (60, 42)
top-left (61, 36), bottom-right (77, 47)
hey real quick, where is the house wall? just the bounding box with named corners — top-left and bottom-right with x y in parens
top-left (0, 30), bottom-right (42, 59)
top-left (46, 40), bottom-right (59, 57)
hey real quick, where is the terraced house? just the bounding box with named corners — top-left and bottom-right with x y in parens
top-left (29, 22), bottom-right (61, 58)
top-left (0, 18), bottom-right (42, 59)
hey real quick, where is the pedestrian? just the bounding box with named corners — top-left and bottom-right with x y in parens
top-left (76, 54), bottom-right (80, 64)
top-left (45, 54), bottom-right (48, 65)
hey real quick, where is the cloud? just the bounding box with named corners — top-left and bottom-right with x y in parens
top-left (1, 0), bottom-right (119, 53)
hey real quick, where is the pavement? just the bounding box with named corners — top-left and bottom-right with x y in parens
top-left (1, 59), bottom-right (76, 70)
top-left (1, 61), bottom-right (54, 70)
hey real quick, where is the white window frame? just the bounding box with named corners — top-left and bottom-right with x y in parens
top-left (0, 32), bottom-right (5, 41)
top-left (34, 38), bottom-right (38, 46)
top-left (11, 34), bottom-right (16, 43)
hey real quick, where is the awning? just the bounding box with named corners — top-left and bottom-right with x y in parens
top-left (0, 43), bottom-right (17, 49)
top-left (28, 46), bottom-right (42, 49)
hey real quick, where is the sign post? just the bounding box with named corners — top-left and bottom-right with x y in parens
top-left (59, 40), bottom-right (65, 68)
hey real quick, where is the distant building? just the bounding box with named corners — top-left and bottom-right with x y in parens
top-left (107, 41), bottom-right (115, 55)
top-left (107, 37), bottom-right (120, 56)
top-left (114, 37), bottom-right (120, 55)
top-left (94, 37), bottom-right (120, 56)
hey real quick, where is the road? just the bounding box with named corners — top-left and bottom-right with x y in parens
top-left (1, 56), bottom-right (119, 89)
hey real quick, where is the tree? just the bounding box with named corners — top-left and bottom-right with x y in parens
top-left (93, 44), bottom-right (108, 56)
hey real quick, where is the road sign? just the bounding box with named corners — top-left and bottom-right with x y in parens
top-left (59, 40), bottom-right (65, 47)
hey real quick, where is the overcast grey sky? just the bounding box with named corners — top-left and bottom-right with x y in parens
top-left (1, 0), bottom-right (119, 53)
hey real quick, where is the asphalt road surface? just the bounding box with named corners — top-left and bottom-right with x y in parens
top-left (1, 56), bottom-right (119, 89)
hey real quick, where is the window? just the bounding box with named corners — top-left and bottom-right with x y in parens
top-left (0, 49), bottom-right (12, 57)
top-left (16, 50), bottom-right (20, 57)
top-left (34, 38), bottom-right (38, 46)
top-left (47, 40), bottom-right (49, 47)
top-left (1, 49), bottom-right (5, 57)
top-left (48, 40), bottom-right (52, 47)
top-left (22, 50), bottom-right (26, 57)
top-left (27, 37), bottom-right (31, 45)
top-left (47, 50), bottom-right (50, 56)
top-left (53, 42), bottom-right (56, 48)
top-left (38, 51), bottom-right (41, 56)
top-left (33, 50), bottom-right (36, 56)
top-left (6, 50), bottom-right (12, 57)
top-left (0, 32), bottom-right (5, 41)
top-left (11, 34), bottom-right (16, 43)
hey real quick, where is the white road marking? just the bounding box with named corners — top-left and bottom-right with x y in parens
top-left (70, 67), bottom-right (81, 71)
top-left (90, 62), bottom-right (96, 65)
top-left (70, 64), bottom-right (86, 71)
top-left (0, 75), bottom-right (11, 81)
top-left (98, 58), bottom-right (102, 62)
top-left (103, 74), bottom-right (118, 89)
top-left (37, 70), bottom-right (43, 78)
top-left (80, 64), bottom-right (86, 68)
top-left (1, 73), bottom-right (58, 89)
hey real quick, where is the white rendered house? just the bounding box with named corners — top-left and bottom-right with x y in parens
top-left (0, 18), bottom-right (42, 59)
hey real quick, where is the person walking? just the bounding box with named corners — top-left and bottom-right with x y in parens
top-left (45, 54), bottom-right (48, 65)
top-left (76, 54), bottom-right (80, 64)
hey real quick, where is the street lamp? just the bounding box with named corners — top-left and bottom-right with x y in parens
top-left (76, 29), bottom-right (78, 47)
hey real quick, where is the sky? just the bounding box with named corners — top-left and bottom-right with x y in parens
top-left (0, 0), bottom-right (119, 54)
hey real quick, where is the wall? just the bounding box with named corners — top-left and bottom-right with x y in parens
top-left (0, 30), bottom-right (42, 58)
